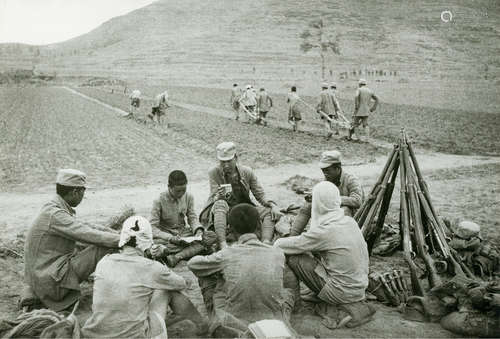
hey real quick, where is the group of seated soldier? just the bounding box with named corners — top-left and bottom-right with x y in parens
top-left (23, 141), bottom-right (370, 338)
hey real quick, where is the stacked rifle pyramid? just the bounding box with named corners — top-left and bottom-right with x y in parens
top-left (355, 129), bottom-right (473, 296)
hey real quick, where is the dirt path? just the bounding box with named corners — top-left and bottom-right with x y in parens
top-left (1, 151), bottom-right (498, 241)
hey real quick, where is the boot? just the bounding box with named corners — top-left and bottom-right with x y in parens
top-left (165, 242), bottom-right (206, 267)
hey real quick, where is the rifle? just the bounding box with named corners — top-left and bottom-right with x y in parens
top-left (354, 146), bottom-right (397, 222)
top-left (399, 132), bottom-right (425, 296)
top-left (360, 148), bottom-right (399, 239)
top-left (407, 140), bottom-right (472, 278)
top-left (402, 136), bottom-right (441, 288)
top-left (366, 155), bottom-right (399, 254)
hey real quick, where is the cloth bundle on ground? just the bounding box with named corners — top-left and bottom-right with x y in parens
top-left (0, 307), bottom-right (80, 339)
top-left (370, 223), bottom-right (401, 256)
top-left (402, 275), bottom-right (500, 337)
top-left (444, 218), bottom-right (500, 279)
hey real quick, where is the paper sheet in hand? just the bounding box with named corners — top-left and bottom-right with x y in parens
top-left (247, 319), bottom-right (293, 339)
top-left (180, 235), bottom-right (202, 243)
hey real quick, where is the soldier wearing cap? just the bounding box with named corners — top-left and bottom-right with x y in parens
top-left (24, 169), bottom-right (121, 311)
top-left (289, 151), bottom-right (364, 236)
top-left (199, 142), bottom-right (282, 250)
top-left (350, 79), bottom-right (379, 141)
top-left (316, 82), bottom-right (340, 140)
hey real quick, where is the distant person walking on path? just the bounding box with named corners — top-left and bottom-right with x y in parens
top-left (128, 89), bottom-right (141, 118)
top-left (150, 90), bottom-right (170, 126)
top-left (316, 82), bottom-right (339, 140)
top-left (256, 88), bottom-right (273, 126)
top-left (350, 79), bottom-right (379, 141)
top-left (230, 84), bottom-right (242, 121)
top-left (239, 85), bottom-right (258, 122)
top-left (287, 86), bottom-right (302, 132)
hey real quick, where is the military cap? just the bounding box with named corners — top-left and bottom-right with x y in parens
top-left (56, 169), bottom-right (87, 187)
top-left (318, 150), bottom-right (342, 169)
top-left (358, 78), bottom-right (367, 85)
top-left (216, 142), bottom-right (236, 161)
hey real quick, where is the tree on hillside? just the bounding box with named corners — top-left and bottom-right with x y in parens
top-left (300, 18), bottom-right (341, 79)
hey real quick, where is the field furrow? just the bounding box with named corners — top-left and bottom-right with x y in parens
top-left (0, 87), bottom-right (212, 192)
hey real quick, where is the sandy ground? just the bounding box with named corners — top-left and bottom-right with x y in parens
top-left (1, 86), bottom-right (499, 338)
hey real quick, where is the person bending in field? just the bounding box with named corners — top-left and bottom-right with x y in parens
top-left (287, 86), bottom-right (302, 132)
top-left (274, 181), bottom-right (374, 328)
top-left (188, 204), bottom-right (298, 338)
top-left (199, 142), bottom-right (282, 249)
top-left (289, 150), bottom-right (364, 236)
top-left (256, 87), bottom-right (273, 126)
top-left (24, 169), bottom-right (120, 312)
top-left (82, 215), bottom-right (209, 338)
top-left (128, 89), bottom-right (141, 118)
top-left (148, 170), bottom-right (217, 267)
top-left (150, 90), bottom-right (170, 126)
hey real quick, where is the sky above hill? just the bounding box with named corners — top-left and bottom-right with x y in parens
top-left (0, 0), bottom-right (155, 45)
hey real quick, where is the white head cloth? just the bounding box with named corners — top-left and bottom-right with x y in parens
top-left (310, 181), bottom-right (344, 230)
top-left (119, 215), bottom-right (153, 252)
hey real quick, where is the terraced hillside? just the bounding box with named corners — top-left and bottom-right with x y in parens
top-left (1, 0), bottom-right (499, 83)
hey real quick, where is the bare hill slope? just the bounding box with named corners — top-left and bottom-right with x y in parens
top-left (1, 0), bottom-right (499, 80)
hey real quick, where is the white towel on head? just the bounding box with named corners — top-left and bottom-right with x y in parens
top-left (310, 181), bottom-right (344, 231)
top-left (119, 215), bottom-right (153, 252)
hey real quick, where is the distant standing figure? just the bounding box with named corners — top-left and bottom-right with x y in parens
top-left (256, 88), bottom-right (273, 126)
top-left (150, 90), bottom-right (170, 126)
top-left (129, 89), bottom-right (141, 118)
top-left (230, 84), bottom-right (242, 121)
top-left (287, 86), bottom-right (302, 132)
top-left (329, 82), bottom-right (343, 135)
top-left (350, 79), bottom-right (379, 141)
top-left (316, 82), bottom-right (338, 140)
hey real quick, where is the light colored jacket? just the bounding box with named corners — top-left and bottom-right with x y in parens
top-left (150, 190), bottom-right (203, 239)
top-left (354, 87), bottom-right (378, 117)
top-left (240, 89), bottom-right (257, 106)
top-left (188, 233), bottom-right (287, 324)
top-left (274, 216), bottom-right (369, 304)
top-left (153, 91), bottom-right (169, 109)
top-left (82, 247), bottom-right (186, 338)
top-left (205, 164), bottom-right (271, 209)
top-left (24, 195), bottom-right (119, 311)
top-left (316, 89), bottom-right (337, 116)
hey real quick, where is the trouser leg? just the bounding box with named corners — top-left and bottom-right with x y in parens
top-left (257, 206), bottom-right (274, 244)
top-left (69, 245), bottom-right (116, 282)
top-left (165, 242), bottom-right (207, 267)
top-left (324, 120), bottom-right (333, 139)
top-left (287, 254), bottom-right (326, 295)
top-left (211, 200), bottom-right (230, 248)
top-left (197, 275), bottom-right (218, 316)
top-left (282, 264), bottom-right (299, 323)
top-left (289, 202), bottom-right (311, 236)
